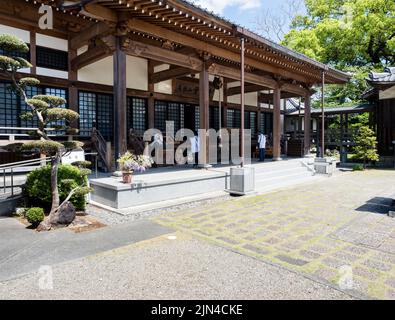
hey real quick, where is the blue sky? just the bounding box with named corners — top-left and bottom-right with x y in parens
top-left (193, 0), bottom-right (306, 41)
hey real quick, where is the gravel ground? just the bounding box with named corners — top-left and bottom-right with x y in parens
top-left (0, 233), bottom-right (354, 300)
top-left (87, 195), bottom-right (232, 226)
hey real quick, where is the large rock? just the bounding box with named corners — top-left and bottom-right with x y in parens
top-left (53, 201), bottom-right (76, 225)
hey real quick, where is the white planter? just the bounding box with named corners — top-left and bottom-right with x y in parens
top-left (227, 167), bottom-right (255, 195)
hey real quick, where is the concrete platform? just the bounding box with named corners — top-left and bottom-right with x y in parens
top-left (90, 166), bottom-right (229, 209)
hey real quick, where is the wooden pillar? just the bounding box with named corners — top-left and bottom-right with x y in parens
top-left (68, 38), bottom-right (78, 129)
top-left (256, 93), bottom-right (261, 133)
top-left (240, 37), bottom-right (245, 167)
top-left (222, 78), bottom-right (228, 128)
top-left (113, 37), bottom-right (127, 160)
top-left (147, 60), bottom-right (155, 129)
top-left (199, 61), bottom-right (209, 166)
top-left (320, 71), bottom-right (325, 157)
top-left (273, 86), bottom-right (281, 160)
top-left (304, 93), bottom-right (311, 155)
top-left (30, 30), bottom-right (36, 75)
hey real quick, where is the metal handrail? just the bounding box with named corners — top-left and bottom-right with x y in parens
top-left (1, 152), bottom-right (99, 197)
top-left (0, 157), bottom-right (51, 170)
top-left (1, 157), bottom-right (51, 197)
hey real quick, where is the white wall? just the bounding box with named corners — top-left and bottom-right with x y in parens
top-left (78, 56), bottom-right (113, 86)
top-left (154, 64), bottom-right (172, 94)
top-left (126, 56), bottom-right (148, 91)
top-left (36, 33), bottom-right (68, 51)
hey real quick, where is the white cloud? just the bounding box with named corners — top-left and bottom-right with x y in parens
top-left (193, 0), bottom-right (261, 15)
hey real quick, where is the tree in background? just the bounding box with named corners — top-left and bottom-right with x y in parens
top-left (280, 0), bottom-right (395, 107)
top-left (0, 34), bottom-right (88, 230)
top-left (353, 126), bottom-right (379, 168)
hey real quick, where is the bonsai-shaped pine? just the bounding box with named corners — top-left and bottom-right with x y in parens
top-left (0, 34), bottom-right (88, 230)
top-left (353, 126), bottom-right (379, 169)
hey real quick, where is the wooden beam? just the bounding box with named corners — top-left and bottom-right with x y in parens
top-left (71, 46), bottom-right (113, 70)
top-left (126, 18), bottom-right (311, 84)
top-left (70, 22), bottom-right (112, 50)
top-left (281, 83), bottom-right (308, 97)
top-left (227, 84), bottom-right (266, 96)
top-left (123, 40), bottom-right (203, 71)
top-left (82, 3), bottom-right (118, 23)
top-left (151, 67), bottom-right (195, 83)
top-left (208, 63), bottom-right (277, 89)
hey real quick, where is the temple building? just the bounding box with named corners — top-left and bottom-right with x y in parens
top-left (0, 0), bottom-right (350, 168)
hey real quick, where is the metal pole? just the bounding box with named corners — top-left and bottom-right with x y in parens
top-left (95, 153), bottom-right (98, 178)
top-left (218, 79), bottom-right (222, 130)
top-left (321, 71), bottom-right (325, 158)
top-left (240, 37), bottom-right (245, 167)
top-left (3, 169), bottom-right (5, 194)
top-left (11, 168), bottom-right (13, 196)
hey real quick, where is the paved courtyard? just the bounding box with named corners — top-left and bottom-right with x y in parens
top-left (0, 169), bottom-right (394, 299)
top-left (154, 169), bottom-right (395, 299)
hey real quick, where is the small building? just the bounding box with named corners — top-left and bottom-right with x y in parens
top-left (364, 67), bottom-right (395, 162)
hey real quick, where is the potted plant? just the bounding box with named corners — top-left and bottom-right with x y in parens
top-left (117, 152), bottom-right (153, 184)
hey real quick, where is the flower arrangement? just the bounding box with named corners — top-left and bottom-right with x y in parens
top-left (117, 152), bottom-right (153, 173)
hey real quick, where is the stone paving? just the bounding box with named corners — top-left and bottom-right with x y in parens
top-left (154, 169), bottom-right (395, 299)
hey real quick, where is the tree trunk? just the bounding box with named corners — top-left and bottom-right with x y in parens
top-left (49, 152), bottom-right (61, 220)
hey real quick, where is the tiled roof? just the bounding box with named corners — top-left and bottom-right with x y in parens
top-left (287, 104), bottom-right (374, 116)
top-left (367, 67), bottom-right (395, 83)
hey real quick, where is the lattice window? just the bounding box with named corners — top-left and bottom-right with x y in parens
top-left (168, 102), bottom-right (180, 132)
top-left (195, 106), bottom-right (200, 132)
top-left (226, 109), bottom-right (234, 128)
top-left (210, 107), bottom-right (220, 131)
top-left (45, 87), bottom-right (67, 135)
top-left (128, 97), bottom-right (147, 135)
top-left (0, 82), bottom-right (18, 134)
top-left (260, 112), bottom-right (273, 135)
top-left (234, 109), bottom-right (241, 128)
top-left (79, 92), bottom-right (96, 137)
top-left (154, 101), bottom-right (167, 132)
top-left (97, 94), bottom-right (113, 141)
top-left (0, 81), bottom-right (68, 136)
top-left (250, 111), bottom-right (257, 136)
top-left (36, 46), bottom-right (68, 71)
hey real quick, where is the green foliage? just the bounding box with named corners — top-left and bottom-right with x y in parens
top-left (26, 98), bottom-right (49, 110)
top-left (26, 207), bottom-right (45, 226)
top-left (3, 143), bottom-right (23, 152)
top-left (20, 111), bottom-right (33, 121)
top-left (353, 126), bottom-right (379, 167)
top-left (26, 165), bottom-right (89, 211)
top-left (283, 0), bottom-right (395, 107)
top-left (352, 164), bottom-right (364, 171)
top-left (62, 141), bottom-right (84, 150)
top-left (33, 95), bottom-right (66, 107)
top-left (46, 108), bottom-right (79, 122)
top-left (0, 34), bottom-right (29, 53)
top-left (22, 140), bottom-right (64, 155)
top-left (19, 77), bottom-right (40, 88)
top-left (72, 160), bottom-right (92, 168)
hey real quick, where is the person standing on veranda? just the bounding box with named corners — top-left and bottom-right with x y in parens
top-left (190, 131), bottom-right (200, 168)
top-left (257, 131), bottom-right (267, 162)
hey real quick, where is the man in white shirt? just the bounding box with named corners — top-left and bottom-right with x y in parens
top-left (190, 131), bottom-right (200, 168)
top-left (257, 131), bottom-right (266, 162)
